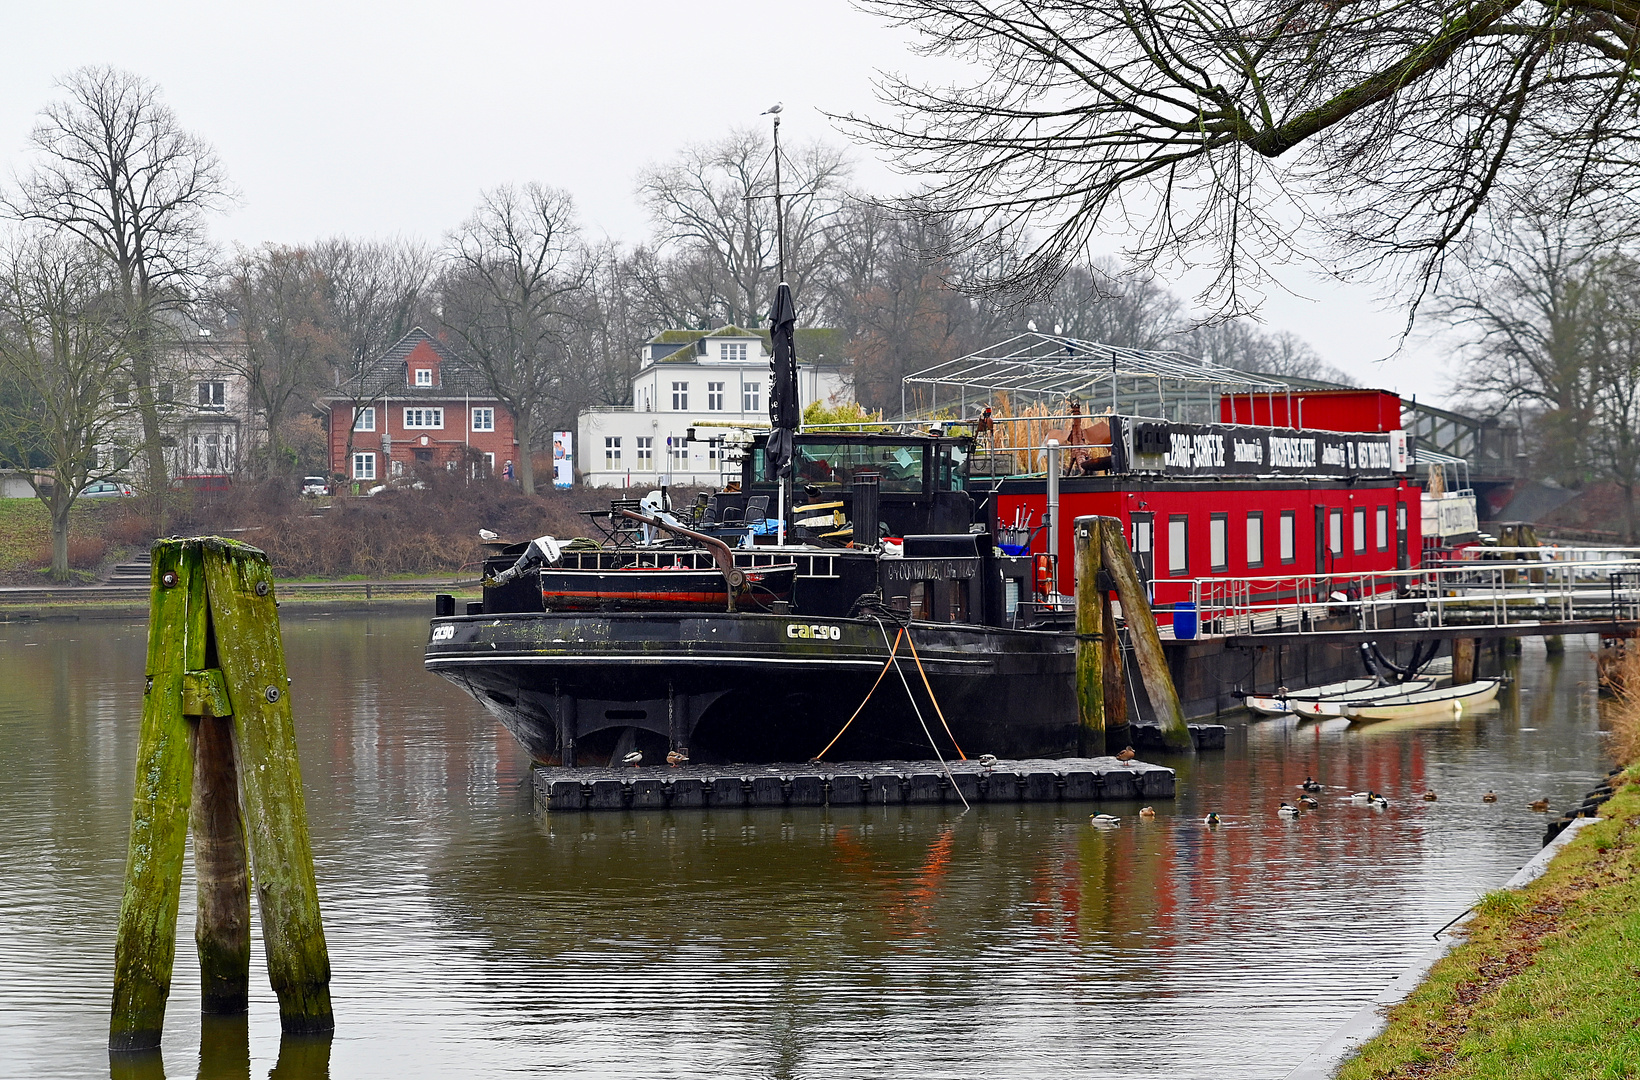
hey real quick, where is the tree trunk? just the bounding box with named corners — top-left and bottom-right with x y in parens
top-left (515, 407), bottom-right (536, 495)
top-left (49, 490), bottom-right (71, 582)
top-left (131, 360), bottom-right (169, 536)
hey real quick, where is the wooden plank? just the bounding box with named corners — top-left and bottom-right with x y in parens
top-left (191, 710), bottom-right (250, 1015)
top-left (110, 540), bottom-right (203, 1051)
top-left (1102, 592), bottom-right (1128, 733)
top-left (1454, 637), bottom-right (1477, 684)
top-left (1100, 518), bottom-right (1194, 753)
top-left (1073, 516), bottom-right (1105, 756)
top-left (201, 539), bottom-right (333, 1035)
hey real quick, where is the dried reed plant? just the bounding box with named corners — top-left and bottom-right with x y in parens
top-left (1601, 643), bottom-right (1640, 768)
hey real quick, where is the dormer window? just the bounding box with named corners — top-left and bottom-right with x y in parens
top-left (413, 368), bottom-right (433, 387)
top-left (721, 342), bottom-right (748, 363)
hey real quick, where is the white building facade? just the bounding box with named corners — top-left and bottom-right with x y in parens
top-left (577, 326), bottom-right (851, 488)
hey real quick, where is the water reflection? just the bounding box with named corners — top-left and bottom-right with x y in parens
top-left (0, 614), bottom-right (1614, 1079)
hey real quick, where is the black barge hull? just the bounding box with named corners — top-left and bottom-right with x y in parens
top-left (424, 611), bottom-right (1077, 765)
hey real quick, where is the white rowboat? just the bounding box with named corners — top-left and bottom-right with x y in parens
top-left (1343, 679), bottom-right (1502, 721)
top-left (1296, 679), bottom-right (1436, 719)
top-left (1244, 678), bottom-right (1378, 717)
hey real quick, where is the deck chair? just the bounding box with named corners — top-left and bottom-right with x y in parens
top-left (697, 495), bottom-right (719, 528)
top-left (744, 494), bottom-right (770, 522)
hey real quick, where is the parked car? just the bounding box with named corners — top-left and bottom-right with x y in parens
top-left (80, 480), bottom-right (136, 498)
top-left (300, 476), bottom-right (331, 497)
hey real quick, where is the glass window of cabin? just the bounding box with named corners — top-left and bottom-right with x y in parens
top-left (948, 579), bottom-right (967, 622)
top-left (1328, 508), bottom-right (1343, 555)
top-left (1246, 512), bottom-right (1264, 568)
top-left (1209, 513), bottom-right (1228, 571)
top-left (909, 582), bottom-right (929, 619)
top-left (795, 441), bottom-right (924, 492)
top-left (1168, 515), bottom-right (1188, 576)
top-left (1376, 505), bottom-right (1389, 551)
top-left (1353, 507), bottom-right (1367, 553)
top-left (939, 443), bottom-right (968, 490)
top-left (1280, 510), bottom-right (1296, 564)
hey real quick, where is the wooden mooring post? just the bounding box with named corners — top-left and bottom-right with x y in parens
top-left (1074, 516), bottom-right (1194, 753)
top-left (110, 538), bottom-right (332, 1053)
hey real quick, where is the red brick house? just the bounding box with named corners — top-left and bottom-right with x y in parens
top-left (318, 328), bottom-right (517, 485)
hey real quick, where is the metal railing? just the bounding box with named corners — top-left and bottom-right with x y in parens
top-left (1139, 550), bottom-right (1640, 637)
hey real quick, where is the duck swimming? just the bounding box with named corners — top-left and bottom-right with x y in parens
top-left (1528, 799), bottom-right (1550, 812)
top-left (1278, 802), bottom-right (1301, 818)
top-left (1139, 806), bottom-right (1157, 819)
top-left (1203, 812), bottom-right (1222, 827)
top-left (1482, 791), bottom-right (1498, 802)
top-left (1299, 777), bottom-right (1323, 793)
top-left (1422, 790), bottom-right (1438, 801)
top-left (1090, 814), bottom-right (1122, 828)
top-left (1298, 795), bottom-right (1319, 809)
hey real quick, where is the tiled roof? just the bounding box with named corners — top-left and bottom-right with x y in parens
top-left (317, 327), bottom-right (500, 401)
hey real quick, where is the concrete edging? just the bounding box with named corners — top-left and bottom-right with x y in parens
top-left (1282, 816), bottom-right (1597, 1080)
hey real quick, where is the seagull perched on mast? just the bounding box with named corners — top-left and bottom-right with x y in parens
top-left (762, 102), bottom-right (783, 115)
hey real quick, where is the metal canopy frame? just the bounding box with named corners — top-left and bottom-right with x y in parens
top-left (903, 332), bottom-right (1298, 425)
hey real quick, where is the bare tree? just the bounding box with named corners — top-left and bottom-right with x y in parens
top-left (220, 245), bottom-right (342, 475)
top-left (6, 66), bottom-right (231, 510)
top-left (441, 184), bottom-right (592, 495)
top-left (843, 0), bottom-right (1640, 314)
top-left (0, 234), bottom-right (132, 580)
top-left (310, 237), bottom-right (436, 482)
top-left (638, 129), bottom-right (852, 325)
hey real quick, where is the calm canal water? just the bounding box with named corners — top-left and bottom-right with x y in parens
top-left (0, 610), bottom-right (1616, 1079)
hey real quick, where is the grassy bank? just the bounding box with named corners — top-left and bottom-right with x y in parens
top-left (1336, 767), bottom-right (1640, 1079)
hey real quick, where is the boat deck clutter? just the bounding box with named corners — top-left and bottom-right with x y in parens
top-left (533, 755), bottom-right (1175, 812)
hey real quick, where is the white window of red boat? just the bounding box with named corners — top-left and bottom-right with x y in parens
top-left (1280, 511), bottom-right (1296, 564)
top-left (1246, 512), bottom-right (1264, 568)
top-left (1376, 506), bottom-right (1389, 551)
top-left (1353, 507), bottom-right (1367, 553)
top-left (1210, 513), bottom-right (1228, 572)
top-left (1328, 508), bottom-right (1343, 556)
top-left (1168, 515), bottom-right (1188, 575)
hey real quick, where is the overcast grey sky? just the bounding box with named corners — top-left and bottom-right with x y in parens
top-left (2, 0), bottom-right (1455, 404)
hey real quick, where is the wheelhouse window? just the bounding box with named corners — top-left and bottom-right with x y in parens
top-left (352, 452), bottom-right (376, 480)
top-left (403, 407), bottom-right (443, 429)
top-left (1329, 508), bottom-right (1343, 556)
top-left (1353, 507), bottom-right (1367, 554)
top-left (671, 382), bottom-right (688, 410)
top-left (603, 436), bottom-right (621, 469)
top-left (470, 407), bottom-right (494, 432)
top-left (1280, 510), bottom-right (1296, 565)
top-left (1209, 513), bottom-right (1228, 572)
top-left (1167, 514), bottom-right (1188, 576)
top-left (706, 382), bottom-right (724, 411)
top-left (791, 441), bottom-right (925, 492)
top-left (1376, 506), bottom-right (1389, 551)
top-left (1246, 512), bottom-right (1264, 568)
top-left (353, 406), bottom-right (375, 432)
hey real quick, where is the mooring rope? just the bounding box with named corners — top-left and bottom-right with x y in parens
top-left (812, 625), bottom-right (904, 761)
top-left (903, 630), bottom-right (967, 761)
top-left (874, 617), bottom-right (969, 811)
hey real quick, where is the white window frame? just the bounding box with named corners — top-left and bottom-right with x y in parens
top-left (470, 407), bottom-right (495, 432)
top-left (1209, 513), bottom-right (1228, 572)
top-left (603, 436), bottom-right (621, 469)
top-left (722, 342), bottom-right (747, 362)
top-left (707, 381), bottom-right (724, 411)
top-left (352, 452), bottom-right (376, 480)
top-left (1329, 508), bottom-right (1344, 556)
top-left (636, 436), bottom-right (653, 468)
top-left (671, 382), bottom-right (688, 411)
top-left (1279, 510), bottom-right (1296, 564)
top-left (353, 406), bottom-right (375, 432)
top-left (403, 407), bottom-right (444, 429)
top-left (742, 381), bottom-right (760, 412)
top-left (1353, 507), bottom-right (1367, 554)
top-left (198, 381), bottom-right (225, 409)
top-left (1246, 512), bottom-right (1264, 569)
top-left (669, 439), bottom-right (689, 467)
top-left (414, 368), bottom-right (432, 387)
top-left (1376, 506), bottom-right (1389, 551)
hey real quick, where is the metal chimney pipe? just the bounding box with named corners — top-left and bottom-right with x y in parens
top-left (1045, 439), bottom-right (1061, 596)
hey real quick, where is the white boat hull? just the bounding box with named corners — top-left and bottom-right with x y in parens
top-left (1344, 680), bottom-right (1502, 721)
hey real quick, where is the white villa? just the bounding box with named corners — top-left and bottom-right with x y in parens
top-left (577, 325), bottom-right (852, 488)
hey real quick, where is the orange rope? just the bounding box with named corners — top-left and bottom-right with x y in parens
top-left (813, 626), bottom-right (904, 760)
top-left (904, 629), bottom-right (967, 760)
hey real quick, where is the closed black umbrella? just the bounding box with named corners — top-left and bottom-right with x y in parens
top-left (765, 281), bottom-right (798, 482)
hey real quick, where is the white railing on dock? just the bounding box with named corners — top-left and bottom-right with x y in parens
top-left (1142, 550), bottom-right (1640, 637)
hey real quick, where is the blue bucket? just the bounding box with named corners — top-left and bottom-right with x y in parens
top-left (1173, 601), bottom-right (1198, 640)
